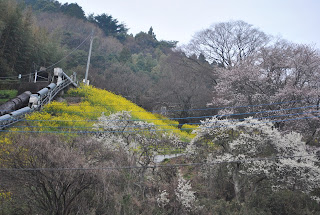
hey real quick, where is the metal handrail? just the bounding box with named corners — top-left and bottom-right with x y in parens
top-left (0, 71), bottom-right (77, 129)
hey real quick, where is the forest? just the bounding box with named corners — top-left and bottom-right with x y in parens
top-left (1, 0), bottom-right (320, 214)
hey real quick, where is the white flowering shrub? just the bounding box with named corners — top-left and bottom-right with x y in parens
top-left (174, 171), bottom-right (202, 212)
top-left (157, 189), bottom-right (170, 207)
top-left (93, 111), bottom-right (156, 155)
top-left (94, 112), bottom-right (181, 157)
top-left (93, 111), bottom-right (183, 188)
top-left (162, 132), bottom-right (183, 148)
top-left (187, 116), bottom-right (320, 201)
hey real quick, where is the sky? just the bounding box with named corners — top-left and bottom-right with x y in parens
top-left (58, 0), bottom-right (320, 49)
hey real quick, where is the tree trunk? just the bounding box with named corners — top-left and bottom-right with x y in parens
top-left (232, 165), bottom-right (241, 202)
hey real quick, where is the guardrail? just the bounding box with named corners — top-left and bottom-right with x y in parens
top-left (0, 70), bottom-right (77, 130)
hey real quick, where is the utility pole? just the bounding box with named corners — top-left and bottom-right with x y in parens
top-left (84, 29), bottom-right (94, 85)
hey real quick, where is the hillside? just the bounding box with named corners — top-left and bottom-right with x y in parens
top-left (22, 85), bottom-right (196, 141)
top-left (0, 0), bottom-right (214, 124)
top-left (1, 0), bottom-right (320, 214)
top-left (1, 85), bottom-right (320, 214)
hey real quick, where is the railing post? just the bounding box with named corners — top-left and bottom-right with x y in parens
top-left (34, 70), bottom-right (38, 83)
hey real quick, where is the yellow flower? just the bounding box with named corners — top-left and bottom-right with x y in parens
top-left (5, 85), bottom-right (196, 140)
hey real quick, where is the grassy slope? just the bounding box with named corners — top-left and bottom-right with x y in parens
top-left (22, 85), bottom-right (196, 140)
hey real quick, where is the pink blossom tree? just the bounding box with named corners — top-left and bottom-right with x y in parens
top-left (211, 41), bottom-right (320, 142)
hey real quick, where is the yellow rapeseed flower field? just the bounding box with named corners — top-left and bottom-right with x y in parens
top-left (19, 85), bottom-right (196, 140)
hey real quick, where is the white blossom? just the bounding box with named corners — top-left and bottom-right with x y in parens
top-left (157, 190), bottom-right (170, 207)
top-left (93, 111), bottom-right (155, 155)
top-left (189, 116), bottom-right (320, 196)
top-left (175, 171), bottom-right (202, 212)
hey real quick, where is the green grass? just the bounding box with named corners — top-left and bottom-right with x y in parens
top-left (0, 90), bottom-right (18, 104)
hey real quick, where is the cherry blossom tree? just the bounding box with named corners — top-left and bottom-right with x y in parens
top-left (211, 41), bottom-right (320, 142)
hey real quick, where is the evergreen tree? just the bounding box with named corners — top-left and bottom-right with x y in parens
top-left (60, 3), bottom-right (85, 20)
top-left (90, 13), bottom-right (128, 42)
top-left (0, 0), bottom-right (62, 77)
top-left (147, 26), bottom-right (156, 40)
top-left (23, 0), bottom-right (61, 12)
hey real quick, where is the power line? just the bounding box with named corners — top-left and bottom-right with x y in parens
top-left (0, 33), bottom-right (91, 79)
top-left (202, 115), bottom-right (320, 129)
top-left (155, 98), bottom-right (314, 113)
top-left (1, 97), bottom-right (311, 122)
top-left (1, 98), bottom-right (319, 133)
top-left (1, 102), bottom-right (313, 115)
top-left (9, 104), bottom-right (318, 123)
top-left (46, 34), bottom-right (92, 70)
top-left (2, 115), bottom-right (320, 134)
top-left (7, 109), bottom-right (320, 130)
top-left (38, 97), bottom-right (318, 113)
top-left (0, 155), bottom-right (316, 171)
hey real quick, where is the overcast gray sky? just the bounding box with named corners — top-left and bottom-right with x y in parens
top-left (58, 0), bottom-right (320, 49)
